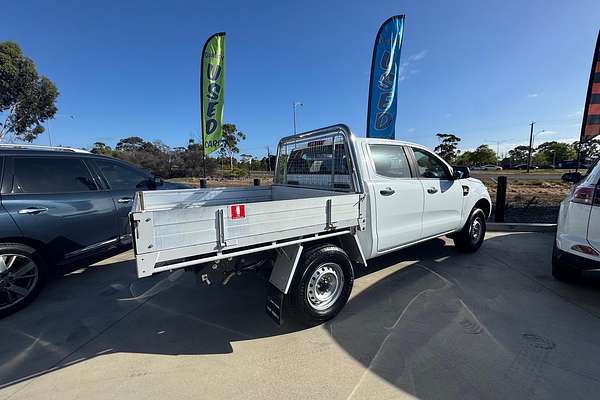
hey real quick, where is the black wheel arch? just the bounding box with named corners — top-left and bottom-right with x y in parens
top-left (0, 237), bottom-right (50, 263)
top-left (474, 198), bottom-right (492, 220)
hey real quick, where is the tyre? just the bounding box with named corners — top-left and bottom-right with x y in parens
top-left (552, 243), bottom-right (581, 282)
top-left (289, 244), bottom-right (354, 326)
top-left (0, 243), bottom-right (46, 318)
top-left (453, 208), bottom-right (486, 252)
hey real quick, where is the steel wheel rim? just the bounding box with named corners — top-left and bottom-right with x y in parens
top-left (306, 263), bottom-right (344, 311)
top-left (0, 254), bottom-right (38, 310)
top-left (471, 217), bottom-right (483, 242)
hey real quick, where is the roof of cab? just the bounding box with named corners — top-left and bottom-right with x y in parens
top-left (352, 135), bottom-right (429, 150)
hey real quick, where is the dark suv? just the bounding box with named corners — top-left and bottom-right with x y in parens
top-left (0, 145), bottom-right (190, 316)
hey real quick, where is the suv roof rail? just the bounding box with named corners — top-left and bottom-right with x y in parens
top-left (0, 143), bottom-right (91, 154)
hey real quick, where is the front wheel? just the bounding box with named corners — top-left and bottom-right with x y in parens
top-left (289, 244), bottom-right (354, 326)
top-left (453, 208), bottom-right (486, 252)
top-left (0, 243), bottom-right (46, 318)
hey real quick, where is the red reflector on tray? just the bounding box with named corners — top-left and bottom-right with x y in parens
top-left (230, 204), bottom-right (246, 219)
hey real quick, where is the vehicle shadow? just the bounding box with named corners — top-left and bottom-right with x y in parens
top-left (2, 232), bottom-right (600, 398)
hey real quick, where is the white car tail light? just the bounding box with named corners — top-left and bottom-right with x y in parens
top-left (572, 185), bottom-right (597, 206)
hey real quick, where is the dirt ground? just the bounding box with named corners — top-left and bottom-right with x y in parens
top-left (169, 176), bottom-right (274, 188)
top-left (480, 177), bottom-right (569, 223)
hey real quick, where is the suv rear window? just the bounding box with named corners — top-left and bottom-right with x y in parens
top-left (12, 157), bottom-right (97, 194)
top-left (94, 159), bottom-right (152, 191)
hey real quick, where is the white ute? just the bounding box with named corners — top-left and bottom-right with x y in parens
top-left (130, 125), bottom-right (492, 325)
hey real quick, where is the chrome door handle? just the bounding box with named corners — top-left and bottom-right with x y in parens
top-left (18, 207), bottom-right (48, 215)
top-left (117, 197), bottom-right (132, 204)
top-left (380, 187), bottom-right (395, 196)
top-left (427, 187), bottom-right (438, 194)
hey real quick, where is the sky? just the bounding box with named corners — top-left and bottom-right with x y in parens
top-left (2, 0), bottom-right (599, 158)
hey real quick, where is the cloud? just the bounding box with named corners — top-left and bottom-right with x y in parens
top-left (399, 50), bottom-right (427, 81)
top-left (408, 50), bottom-right (427, 61)
top-left (527, 93), bottom-right (540, 98)
top-left (555, 137), bottom-right (579, 144)
top-left (407, 127), bottom-right (416, 133)
top-left (567, 110), bottom-right (583, 118)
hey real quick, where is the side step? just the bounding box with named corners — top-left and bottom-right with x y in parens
top-left (265, 284), bottom-right (285, 325)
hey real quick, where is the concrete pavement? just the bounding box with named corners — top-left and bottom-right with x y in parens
top-left (1, 232), bottom-right (600, 400)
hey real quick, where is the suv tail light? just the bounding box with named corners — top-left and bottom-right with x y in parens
top-left (572, 185), bottom-right (596, 205)
top-left (595, 185), bottom-right (600, 207)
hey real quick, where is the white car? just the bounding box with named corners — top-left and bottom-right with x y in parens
top-left (554, 159), bottom-right (600, 280)
top-left (481, 165), bottom-right (503, 171)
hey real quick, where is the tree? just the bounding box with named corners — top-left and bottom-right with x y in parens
top-left (0, 41), bottom-right (59, 141)
top-left (434, 133), bottom-right (461, 163)
top-left (470, 145), bottom-right (497, 165)
top-left (508, 145), bottom-right (530, 165)
top-left (220, 123), bottom-right (246, 170)
top-left (573, 139), bottom-right (600, 162)
top-left (90, 142), bottom-right (112, 155)
top-left (535, 141), bottom-right (576, 165)
top-left (455, 150), bottom-right (474, 166)
top-left (115, 136), bottom-right (146, 152)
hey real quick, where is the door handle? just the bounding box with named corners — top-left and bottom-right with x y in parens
top-left (380, 187), bottom-right (395, 196)
top-left (18, 207), bottom-right (48, 215)
top-left (427, 187), bottom-right (438, 194)
top-left (117, 197), bottom-right (132, 204)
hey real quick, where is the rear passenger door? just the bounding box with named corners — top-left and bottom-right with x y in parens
top-left (92, 159), bottom-right (154, 242)
top-left (368, 144), bottom-right (424, 252)
top-left (409, 147), bottom-right (464, 237)
top-left (0, 156), bottom-right (118, 262)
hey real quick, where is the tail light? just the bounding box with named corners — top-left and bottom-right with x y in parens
top-left (595, 185), bottom-right (600, 207)
top-left (572, 185), bottom-right (596, 205)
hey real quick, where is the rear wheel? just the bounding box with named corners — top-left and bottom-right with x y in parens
top-left (289, 244), bottom-right (354, 326)
top-left (453, 208), bottom-right (486, 252)
top-left (0, 243), bottom-right (46, 318)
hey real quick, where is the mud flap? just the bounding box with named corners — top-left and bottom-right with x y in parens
top-left (266, 283), bottom-right (285, 325)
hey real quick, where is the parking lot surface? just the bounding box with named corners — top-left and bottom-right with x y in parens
top-left (2, 232), bottom-right (600, 400)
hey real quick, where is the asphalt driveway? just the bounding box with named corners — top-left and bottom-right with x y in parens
top-left (1, 232), bottom-right (600, 400)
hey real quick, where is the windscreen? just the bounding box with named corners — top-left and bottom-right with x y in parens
top-left (274, 131), bottom-right (354, 191)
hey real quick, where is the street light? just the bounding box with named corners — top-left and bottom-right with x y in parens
top-left (292, 102), bottom-right (303, 134)
top-left (532, 129), bottom-right (547, 148)
top-left (485, 138), bottom-right (515, 164)
top-left (527, 124), bottom-right (549, 173)
top-left (46, 114), bottom-right (75, 146)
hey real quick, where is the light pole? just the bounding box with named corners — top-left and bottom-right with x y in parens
top-left (293, 102), bottom-right (303, 134)
top-left (46, 114), bottom-right (75, 146)
top-left (527, 122), bottom-right (535, 173)
top-left (485, 138), bottom-right (515, 165)
top-left (527, 127), bottom-right (547, 172)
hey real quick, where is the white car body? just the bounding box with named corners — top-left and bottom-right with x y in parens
top-left (555, 159), bottom-right (600, 275)
top-left (480, 165), bottom-right (502, 171)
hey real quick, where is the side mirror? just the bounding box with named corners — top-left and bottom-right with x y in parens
top-left (153, 176), bottom-right (164, 187)
top-left (452, 166), bottom-right (470, 180)
top-left (561, 172), bottom-right (582, 183)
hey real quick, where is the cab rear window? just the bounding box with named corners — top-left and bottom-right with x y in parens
top-left (369, 145), bottom-right (412, 178)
